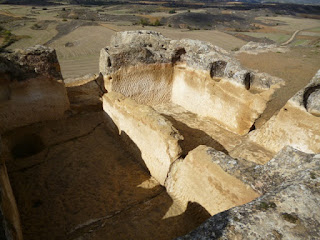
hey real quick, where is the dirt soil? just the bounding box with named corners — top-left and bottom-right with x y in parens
top-left (2, 110), bottom-right (209, 240)
top-left (236, 47), bottom-right (320, 127)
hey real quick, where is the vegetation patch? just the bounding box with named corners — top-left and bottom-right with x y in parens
top-left (281, 213), bottom-right (298, 224)
top-left (257, 201), bottom-right (277, 211)
top-left (139, 18), bottom-right (162, 27)
top-left (0, 26), bottom-right (29, 50)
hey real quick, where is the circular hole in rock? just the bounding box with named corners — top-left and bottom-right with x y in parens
top-left (11, 134), bottom-right (45, 159)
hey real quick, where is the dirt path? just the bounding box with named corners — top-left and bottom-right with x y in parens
top-left (99, 23), bottom-right (119, 32)
top-left (281, 30), bottom-right (300, 46)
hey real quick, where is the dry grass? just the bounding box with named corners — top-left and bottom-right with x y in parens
top-left (136, 14), bottom-right (161, 23)
top-left (257, 16), bottom-right (320, 32)
top-left (8, 21), bottom-right (58, 50)
top-left (49, 25), bottom-right (114, 58)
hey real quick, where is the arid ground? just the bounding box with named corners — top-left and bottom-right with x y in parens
top-left (1, 4), bottom-right (319, 79)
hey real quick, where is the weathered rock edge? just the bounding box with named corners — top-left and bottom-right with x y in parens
top-left (165, 145), bottom-right (259, 216)
top-left (232, 69), bottom-right (320, 162)
top-left (103, 92), bottom-right (183, 185)
top-left (0, 45), bottom-right (70, 133)
top-left (103, 92), bottom-right (260, 216)
top-left (177, 146), bottom-right (320, 239)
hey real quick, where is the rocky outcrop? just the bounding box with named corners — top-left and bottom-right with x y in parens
top-left (100, 31), bottom-right (284, 135)
top-left (102, 93), bottom-right (261, 216)
top-left (102, 92), bottom-right (183, 185)
top-left (177, 146), bottom-right (320, 240)
top-left (3, 45), bottom-right (63, 81)
top-left (238, 41), bottom-right (288, 55)
top-left (0, 31), bottom-right (318, 240)
top-left (165, 145), bottom-right (259, 216)
top-left (0, 45), bottom-right (69, 133)
top-left (233, 69), bottom-right (320, 162)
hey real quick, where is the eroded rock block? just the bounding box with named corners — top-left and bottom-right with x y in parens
top-left (236, 69), bottom-right (320, 160)
top-left (102, 92), bottom-right (183, 185)
top-left (3, 45), bottom-right (63, 81)
top-left (0, 46), bottom-right (69, 133)
top-left (166, 145), bottom-right (259, 216)
top-left (178, 146), bottom-right (320, 240)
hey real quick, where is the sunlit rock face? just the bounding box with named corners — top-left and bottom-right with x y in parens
top-left (102, 91), bottom-right (183, 185)
top-left (100, 30), bottom-right (284, 135)
top-left (99, 31), bottom-right (320, 240)
top-left (0, 45), bottom-right (69, 133)
top-left (165, 145), bottom-right (259, 215)
top-left (233, 69), bottom-right (320, 162)
top-left (177, 147), bottom-right (320, 240)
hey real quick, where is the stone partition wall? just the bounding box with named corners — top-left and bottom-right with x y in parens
top-left (102, 92), bottom-right (183, 185)
top-left (171, 64), bottom-right (270, 135)
top-left (165, 145), bottom-right (259, 215)
top-left (103, 92), bottom-right (261, 216)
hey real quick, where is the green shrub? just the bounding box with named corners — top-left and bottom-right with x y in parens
top-left (153, 19), bottom-right (161, 26)
top-left (140, 18), bottom-right (150, 26)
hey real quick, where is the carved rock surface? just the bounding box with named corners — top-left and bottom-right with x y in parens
top-left (165, 145), bottom-right (259, 216)
top-left (178, 146), bottom-right (320, 240)
top-left (233, 69), bottom-right (320, 161)
top-left (100, 31), bottom-right (284, 90)
top-left (100, 31), bottom-right (284, 135)
top-left (103, 92), bottom-right (183, 185)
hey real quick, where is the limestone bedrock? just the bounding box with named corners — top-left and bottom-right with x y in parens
top-left (177, 146), bottom-right (320, 240)
top-left (100, 30), bottom-right (284, 135)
